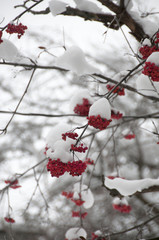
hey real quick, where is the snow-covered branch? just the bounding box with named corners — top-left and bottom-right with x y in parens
top-left (104, 177), bottom-right (159, 197)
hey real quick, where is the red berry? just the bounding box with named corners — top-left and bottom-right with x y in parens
top-left (124, 134), bottom-right (135, 140)
top-left (71, 144), bottom-right (88, 153)
top-left (107, 84), bottom-right (125, 96)
top-left (62, 132), bottom-right (78, 141)
top-left (112, 204), bottom-right (131, 213)
top-left (111, 110), bottom-right (123, 120)
top-left (4, 217), bottom-right (15, 223)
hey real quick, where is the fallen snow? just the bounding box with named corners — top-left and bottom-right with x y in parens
top-left (105, 177), bottom-right (159, 196)
top-left (56, 46), bottom-right (100, 75)
top-left (70, 89), bottom-right (93, 111)
top-left (88, 98), bottom-right (111, 119)
top-left (49, 0), bottom-right (67, 16)
top-left (74, 0), bottom-right (103, 13)
top-left (147, 52), bottom-right (159, 66)
top-left (0, 39), bottom-right (19, 61)
top-left (73, 182), bottom-right (94, 209)
top-left (136, 74), bottom-right (159, 97)
top-left (65, 227), bottom-right (87, 240)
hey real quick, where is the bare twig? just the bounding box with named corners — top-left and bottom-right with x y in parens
top-left (0, 69), bottom-right (36, 134)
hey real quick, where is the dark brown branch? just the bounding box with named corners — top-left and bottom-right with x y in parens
top-left (62, 7), bottom-right (120, 30)
top-left (98, 0), bottom-right (121, 14)
top-left (1, 110), bottom-right (159, 121)
top-left (0, 61), bottom-right (68, 71)
top-left (15, 5), bottom-right (50, 15)
top-left (97, 0), bottom-right (146, 41)
top-left (0, 110), bottom-right (85, 118)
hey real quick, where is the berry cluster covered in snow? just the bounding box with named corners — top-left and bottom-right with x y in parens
top-left (111, 109), bottom-right (123, 120)
top-left (112, 197), bottom-right (131, 213)
top-left (45, 123), bottom-right (88, 178)
top-left (139, 33), bottom-right (159, 60)
top-left (74, 98), bottom-right (92, 116)
top-left (87, 98), bottom-right (112, 130)
top-left (70, 89), bottom-right (93, 116)
top-left (139, 33), bottom-right (159, 83)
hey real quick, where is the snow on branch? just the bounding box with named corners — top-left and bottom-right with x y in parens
top-left (103, 177), bottom-right (159, 197)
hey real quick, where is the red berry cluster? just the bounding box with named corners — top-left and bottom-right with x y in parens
top-left (106, 84), bottom-right (125, 96)
top-left (85, 158), bottom-right (94, 165)
top-left (62, 132), bottom-right (78, 141)
top-left (139, 45), bottom-right (158, 59)
top-left (72, 198), bottom-right (85, 206)
top-left (91, 232), bottom-right (106, 240)
top-left (124, 134), bottom-right (135, 140)
top-left (72, 211), bottom-right (88, 219)
top-left (111, 110), bottom-right (123, 120)
top-left (87, 115), bottom-right (112, 130)
top-left (62, 191), bottom-right (74, 199)
top-left (4, 179), bottom-right (21, 189)
top-left (0, 31), bottom-right (3, 44)
top-left (47, 158), bottom-right (87, 177)
top-left (107, 176), bottom-right (125, 180)
top-left (47, 158), bottom-right (66, 177)
top-left (6, 23), bottom-right (27, 39)
top-left (74, 98), bottom-right (92, 116)
top-left (71, 144), bottom-right (88, 153)
top-left (67, 160), bottom-right (87, 176)
top-left (62, 192), bottom-right (85, 206)
top-left (107, 176), bottom-right (116, 180)
top-left (139, 32), bottom-right (159, 59)
top-left (142, 62), bottom-right (159, 82)
top-left (112, 204), bottom-right (132, 213)
top-left (4, 217), bottom-right (15, 223)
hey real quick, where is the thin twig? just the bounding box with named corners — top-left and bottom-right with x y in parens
top-left (0, 69), bottom-right (36, 134)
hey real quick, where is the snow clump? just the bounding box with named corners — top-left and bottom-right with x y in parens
top-left (89, 98), bottom-right (111, 119)
top-left (73, 182), bottom-right (94, 209)
top-left (105, 177), bottom-right (159, 196)
top-left (49, 0), bottom-right (67, 16)
top-left (136, 74), bottom-right (159, 97)
top-left (0, 39), bottom-right (19, 61)
top-left (65, 227), bottom-right (87, 240)
top-left (56, 46), bottom-right (100, 75)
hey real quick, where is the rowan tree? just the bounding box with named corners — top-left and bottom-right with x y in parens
top-left (1, 0), bottom-right (159, 239)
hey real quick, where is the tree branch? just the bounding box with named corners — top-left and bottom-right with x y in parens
top-left (1, 60), bottom-right (159, 102)
top-left (0, 111), bottom-right (85, 118)
top-left (107, 213), bottom-right (159, 237)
